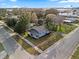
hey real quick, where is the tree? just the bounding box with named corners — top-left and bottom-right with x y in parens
top-left (0, 9), bottom-right (7, 17)
top-left (0, 16), bottom-right (3, 20)
top-left (45, 8), bottom-right (59, 16)
top-left (38, 19), bottom-right (44, 25)
top-left (53, 16), bottom-right (64, 31)
top-left (14, 13), bottom-right (30, 34)
top-left (5, 17), bottom-right (17, 27)
top-left (45, 14), bottom-right (57, 31)
top-left (31, 12), bottom-right (38, 23)
top-left (32, 8), bottom-right (45, 19)
top-left (45, 14), bottom-right (64, 31)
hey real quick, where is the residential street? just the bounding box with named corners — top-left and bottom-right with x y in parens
top-left (36, 27), bottom-right (79, 59)
top-left (0, 26), bottom-right (35, 59)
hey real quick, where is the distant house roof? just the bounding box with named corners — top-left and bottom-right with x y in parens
top-left (64, 20), bottom-right (72, 23)
top-left (29, 26), bottom-right (50, 39)
top-left (64, 17), bottom-right (77, 23)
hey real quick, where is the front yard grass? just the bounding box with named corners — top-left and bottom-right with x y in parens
top-left (12, 35), bottom-right (40, 55)
top-left (0, 43), bottom-right (4, 52)
top-left (71, 47), bottom-right (79, 59)
top-left (58, 24), bottom-right (77, 34)
top-left (26, 32), bottom-right (63, 51)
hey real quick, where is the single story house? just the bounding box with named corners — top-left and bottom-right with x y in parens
top-left (28, 26), bottom-right (50, 39)
top-left (64, 17), bottom-right (77, 23)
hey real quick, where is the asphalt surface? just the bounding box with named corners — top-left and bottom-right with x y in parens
top-left (0, 26), bottom-right (35, 59)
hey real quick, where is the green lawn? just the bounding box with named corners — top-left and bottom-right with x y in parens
top-left (58, 24), bottom-right (77, 34)
top-left (0, 43), bottom-right (4, 52)
top-left (12, 35), bottom-right (40, 55)
top-left (26, 32), bottom-right (63, 51)
top-left (71, 47), bottom-right (79, 59)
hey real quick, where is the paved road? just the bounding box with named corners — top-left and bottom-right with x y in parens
top-left (0, 26), bottom-right (35, 59)
top-left (36, 27), bottom-right (79, 59)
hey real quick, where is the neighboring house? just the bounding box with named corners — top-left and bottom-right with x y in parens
top-left (64, 17), bottom-right (77, 23)
top-left (28, 26), bottom-right (50, 39)
top-left (58, 9), bottom-right (73, 16)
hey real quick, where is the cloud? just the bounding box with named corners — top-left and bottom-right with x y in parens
top-left (59, 0), bottom-right (79, 3)
top-left (10, 0), bottom-right (17, 2)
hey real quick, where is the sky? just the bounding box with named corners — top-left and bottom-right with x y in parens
top-left (0, 0), bottom-right (79, 8)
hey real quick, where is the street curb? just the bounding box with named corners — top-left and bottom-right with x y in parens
top-left (68, 44), bottom-right (79, 59)
top-left (42, 26), bottom-right (79, 54)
